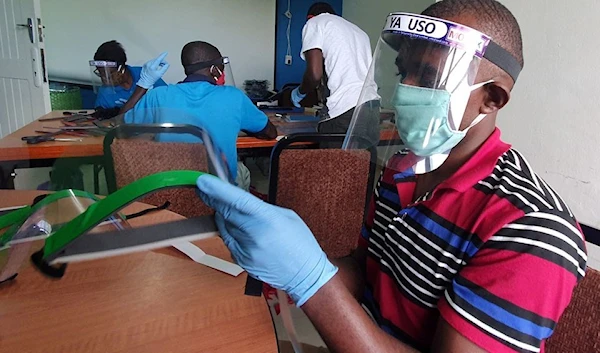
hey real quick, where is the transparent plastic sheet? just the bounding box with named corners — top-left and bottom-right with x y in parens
top-left (9, 195), bottom-right (127, 245)
top-left (222, 57), bottom-right (236, 87)
top-left (0, 190), bottom-right (128, 283)
top-left (105, 122), bottom-right (234, 191)
top-left (344, 12), bottom-right (491, 175)
top-left (0, 123), bottom-right (234, 282)
top-left (89, 60), bottom-right (123, 95)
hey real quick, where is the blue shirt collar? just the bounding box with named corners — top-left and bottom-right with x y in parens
top-left (179, 74), bottom-right (215, 85)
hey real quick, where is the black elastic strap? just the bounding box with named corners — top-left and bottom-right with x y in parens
top-left (484, 40), bottom-right (522, 83)
top-left (184, 57), bottom-right (224, 76)
top-left (31, 249), bottom-right (67, 279)
top-left (125, 201), bottom-right (171, 220)
top-left (245, 277), bottom-right (264, 297)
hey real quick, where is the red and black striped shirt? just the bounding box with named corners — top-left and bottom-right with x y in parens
top-left (359, 129), bottom-right (587, 352)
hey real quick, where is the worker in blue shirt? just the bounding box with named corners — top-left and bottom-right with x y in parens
top-left (92, 40), bottom-right (167, 109)
top-left (120, 41), bottom-right (277, 190)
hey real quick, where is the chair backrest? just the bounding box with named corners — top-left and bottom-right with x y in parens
top-left (269, 134), bottom-right (375, 259)
top-left (545, 268), bottom-right (600, 352)
top-left (104, 125), bottom-right (213, 218)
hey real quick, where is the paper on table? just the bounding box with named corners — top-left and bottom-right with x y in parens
top-left (171, 241), bottom-right (244, 277)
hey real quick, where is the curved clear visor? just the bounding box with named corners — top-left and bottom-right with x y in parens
top-left (106, 119), bottom-right (234, 186)
top-left (89, 60), bottom-right (124, 94)
top-left (0, 112), bottom-right (235, 282)
top-left (344, 13), bottom-right (490, 174)
top-left (0, 192), bottom-right (129, 282)
top-left (220, 57), bottom-right (236, 87)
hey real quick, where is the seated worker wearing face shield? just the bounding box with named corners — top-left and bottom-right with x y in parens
top-left (291, 2), bottom-right (378, 134)
top-left (120, 41), bottom-right (277, 191)
top-left (195, 1), bottom-right (587, 352)
top-left (92, 40), bottom-right (167, 109)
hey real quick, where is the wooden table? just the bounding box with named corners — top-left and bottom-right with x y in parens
top-left (0, 111), bottom-right (312, 162)
top-left (0, 110), bottom-right (304, 189)
top-left (0, 190), bottom-right (278, 353)
top-left (0, 110), bottom-right (400, 161)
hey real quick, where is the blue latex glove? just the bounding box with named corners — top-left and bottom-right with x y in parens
top-left (291, 87), bottom-right (306, 108)
top-left (137, 52), bottom-right (170, 89)
top-left (196, 175), bottom-right (338, 306)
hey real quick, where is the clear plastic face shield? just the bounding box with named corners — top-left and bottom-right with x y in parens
top-left (89, 60), bottom-right (126, 94)
top-left (183, 56), bottom-right (236, 87)
top-left (0, 191), bottom-right (129, 283)
top-left (0, 117), bottom-right (234, 283)
top-left (344, 13), bottom-right (521, 175)
top-left (106, 119), bottom-right (234, 186)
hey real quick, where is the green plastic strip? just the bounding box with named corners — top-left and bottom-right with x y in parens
top-left (0, 205), bottom-right (33, 249)
top-left (0, 190), bottom-right (99, 246)
top-left (43, 170), bottom-right (205, 258)
top-left (0, 206), bottom-right (31, 231)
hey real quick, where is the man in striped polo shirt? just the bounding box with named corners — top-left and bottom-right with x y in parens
top-left (195, 0), bottom-right (587, 352)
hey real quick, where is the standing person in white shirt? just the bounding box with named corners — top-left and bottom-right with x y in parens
top-left (291, 2), bottom-right (378, 136)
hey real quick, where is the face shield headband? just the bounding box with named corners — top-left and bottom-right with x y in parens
top-left (383, 13), bottom-right (521, 82)
top-left (183, 57), bottom-right (229, 76)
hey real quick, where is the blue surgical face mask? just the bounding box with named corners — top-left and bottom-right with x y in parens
top-left (391, 81), bottom-right (491, 157)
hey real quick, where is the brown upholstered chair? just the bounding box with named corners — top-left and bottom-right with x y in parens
top-left (269, 134), bottom-right (376, 259)
top-left (545, 267), bottom-right (600, 352)
top-left (104, 124), bottom-right (213, 218)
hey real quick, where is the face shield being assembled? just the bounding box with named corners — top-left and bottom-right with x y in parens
top-left (0, 124), bottom-right (233, 283)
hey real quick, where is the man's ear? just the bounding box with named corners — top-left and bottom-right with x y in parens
top-left (480, 81), bottom-right (511, 114)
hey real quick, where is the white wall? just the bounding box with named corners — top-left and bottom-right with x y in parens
top-left (496, 0), bottom-right (599, 229)
top-left (343, 0), bottom-right (433, 49)
top-left (41, 0), bottom-right (276, 87)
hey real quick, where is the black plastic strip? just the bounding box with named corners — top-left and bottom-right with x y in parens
top-left (483, 40), bottom-right (522, 82)
top-left (244, 277), bottom-right (264, 297)
top-left (31, 249), bottom-right (67, 278)
top-left (45, 216), bottom-right (217, 263)
top-left (582, 224), bottom-right (600, 247)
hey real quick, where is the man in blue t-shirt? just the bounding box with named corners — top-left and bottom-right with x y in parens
top-left (121, 41), bottom-right (277, 189)
top-left (93, 40), bottom-right (167, 109)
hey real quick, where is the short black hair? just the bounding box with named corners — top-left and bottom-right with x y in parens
top-left (422, 0), bottom-right (523, 67)
top-left (307, 2), bottom-right (337, 17)
top-left (181, 41), bottom-right (222, 66)
top-left (94, 40), bottom-right (127, 64)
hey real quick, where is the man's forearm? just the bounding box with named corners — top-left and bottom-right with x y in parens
top-left (299, 70), bottom-right (321, 95)
top-left (302, 275), bottom-right (418, 353)
top-left (331, 256), bottom-right (365, 299)
top-left (245, 121), bottom-right (278, 140)
top-left (119, 86), bottom-right (148, 114)
top-left (299, 49), bottom-right (324, 95)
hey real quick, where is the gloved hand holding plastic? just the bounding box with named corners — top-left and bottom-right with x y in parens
top-left (138, 52), bottom-right (170, 89)
top-left (291, 87), bottom-right (306, 108)
top-left (196, 175), bottom-right (338, 306)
